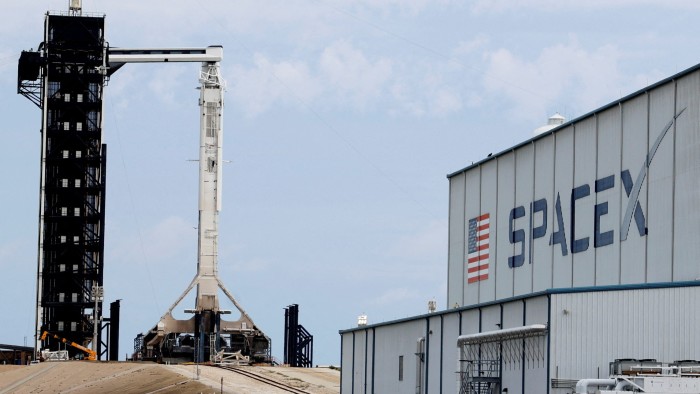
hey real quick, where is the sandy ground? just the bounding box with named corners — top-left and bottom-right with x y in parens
top-left (168, 365), bottom-right (340, 394)
top-left (0, 362), bottom-right (339, 394)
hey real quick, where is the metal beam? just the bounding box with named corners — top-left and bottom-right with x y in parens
top-left (0, 344), bottom-right (34, 352)
top-left (457, 324), bottom-right (547, 346)
top-left (107, 46), bottom-right (222, 64)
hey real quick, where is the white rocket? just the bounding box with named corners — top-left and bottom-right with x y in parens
top-left (109, 46), bottom-right (268, 360)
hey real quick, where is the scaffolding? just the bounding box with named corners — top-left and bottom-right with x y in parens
top-left (18, 12), bottom-right (108, 359)
top-left (457, 324), bottom-right (547, 394)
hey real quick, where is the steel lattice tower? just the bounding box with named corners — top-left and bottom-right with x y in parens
top-left (18, 11), bottom-right (107, 358)
top-left (20, 3), bottom-right (270, 363)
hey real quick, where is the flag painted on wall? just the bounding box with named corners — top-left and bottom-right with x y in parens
top-left (467, 213), bottom-right (490, 283)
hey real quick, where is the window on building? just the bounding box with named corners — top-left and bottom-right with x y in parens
top-left (63, 150), bottom-right (70, 159)
top-left (87, 111), bottom-right (99, 131)
top-left (59, 293), bottom-right (65, 302)
top-left (70, 322), bottom-right (77, 331)
top-left (74, 208), bottom-right (80, 217)
top-left (71, 293), bottom-right (78, 303)
top-left (88, 83), bottom-right (98, 102)
top-left (73, 236), bottom-right (79, 243)
top-left (75, 150), bottom-right (82, 158)
top-left (64, 93), bottom-right (70, 102)
top-left (61, 207), bottom-right (67, 216)
top-left (48, 81), bottom-right (60, 98)
top-left (57, 321), bottom-right (64, 331)
top-left (62, 179), bottom-right (68, 188)
top-left (59, 264), bottom-right (65, 272)
top-left (63, 122), bottom-right (70, 131)
top-left (75, 179), bottom-right (81, 188)
top-left (399, 355), bottom-right (404, 381)
top-left (77, 93), bottom-right (83, 103)
top-left (60, 235), bottom-right (66, 243)
top-left (76, 122), bottom-right (82, 131)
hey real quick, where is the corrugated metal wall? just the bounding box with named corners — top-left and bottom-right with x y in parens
top-left (549, 286), bottom-right (700, 383)
top-left (343, 62), bottom-right (700, 394)
top-left (448, 67), bottom-right (700, 308)
top-left (341, 285), bottom-right (700, 393)
top-left (672, 71), bottom-right (700, 279)
top-left (448, 175), bottom-right (466, 308)
top-left (340, 295), bottom-right (550, 393)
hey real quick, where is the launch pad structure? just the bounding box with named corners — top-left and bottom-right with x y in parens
top-left (18, 1), bottom-right (270, 363)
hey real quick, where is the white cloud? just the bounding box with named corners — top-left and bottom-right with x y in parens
top-left (147, 65), bottom-right (188, 107)
top-left (319, 40), bottom-right (393, 108)
top-left (105, 66), bottom-right (137, 111)
top-left (452, 35), bottom-right (489, 57)
top-left (228, 54), bottom-right (321, 116)
top-left (8, 2), bottom-right (470, 118)
top-left (429, 86), bottom-right (463, 116)
top-left (481, 40), bottom-right (654, 121)
top-left (390, 69), bottom-right (466, 117)
top-left (332, 0), bottom-right (460, 17)
top-left (228, 41), bottom-right (396, 116)
top-left (471, 0), bottom-right (700, 13)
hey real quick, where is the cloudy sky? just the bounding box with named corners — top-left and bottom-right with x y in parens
top-left (1, 0), bottom-right (699, 364)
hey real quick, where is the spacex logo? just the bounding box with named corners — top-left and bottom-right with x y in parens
top-left (506, 108), bottom-right (686, 268)
top-left (620, 107), bottom-right (685, 240)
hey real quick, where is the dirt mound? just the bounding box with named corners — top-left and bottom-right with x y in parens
top-left (0, 362), bottom-right (340, 394)
top-left (0, 361), bottom-right (212, 394)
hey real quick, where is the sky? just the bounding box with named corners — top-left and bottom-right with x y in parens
top-left (2, 0), bottom-right (700, 365)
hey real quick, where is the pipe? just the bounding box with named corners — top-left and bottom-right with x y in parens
top-left (575, 378), bottom-right (616, 393)
top-left (614, 380), bottom-right (632, 391)
top-left (415, 337), bottom-right (425, 394)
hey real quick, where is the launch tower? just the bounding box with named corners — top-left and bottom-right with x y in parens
top-left (18, 9), bottom-right (108, 358)
top-left (18, 1), bottom-right (269, 363)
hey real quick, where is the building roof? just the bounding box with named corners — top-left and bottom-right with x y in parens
top-left (0, 344), bottom-right (33, 352)
top-left (339, 281), bottom-right (700, 333)
top-left (447, 61), bottom-right (700, 179)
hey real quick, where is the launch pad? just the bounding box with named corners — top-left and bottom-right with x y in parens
top-left (115, 48), bottom-right (270, 364)
top-left (18, 1), bottom-right (269, 363)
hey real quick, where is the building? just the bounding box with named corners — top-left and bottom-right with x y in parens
top-left (340, 61), bottom-right (700, 393)
top-left (0, 344), bottom-right (33, 365)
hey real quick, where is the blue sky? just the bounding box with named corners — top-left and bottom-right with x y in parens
top-left (2, 0), bottom-right (700, 365)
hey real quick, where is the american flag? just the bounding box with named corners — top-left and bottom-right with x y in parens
top-left (467, 213), bottom-right (490, 283)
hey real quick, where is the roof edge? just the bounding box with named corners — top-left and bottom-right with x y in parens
top-left (339, 280), bottom-right (700, 333)
top-left (447, 61), bottom-right (700, 179)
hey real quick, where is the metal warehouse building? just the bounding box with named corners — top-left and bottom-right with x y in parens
top-left (340, 62), bottom-right (700, 393)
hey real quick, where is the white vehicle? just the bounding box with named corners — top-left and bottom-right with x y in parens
top-left (576, 360), bottom-right (700, 394)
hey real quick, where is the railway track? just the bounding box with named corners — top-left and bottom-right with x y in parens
top-left (216, 365), bottom-right (312, 394)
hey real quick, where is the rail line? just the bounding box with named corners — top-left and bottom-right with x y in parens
top-left (216, 365), bottom-right (312, 394)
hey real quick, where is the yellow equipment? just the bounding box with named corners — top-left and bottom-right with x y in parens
top-left (40, 331), bottom-right (97, 361)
